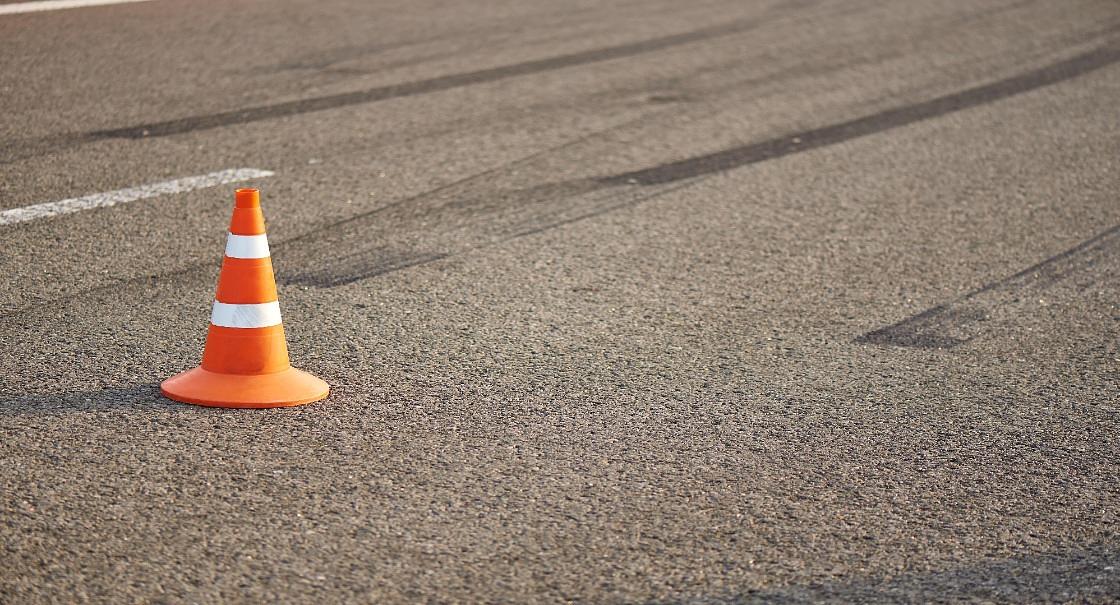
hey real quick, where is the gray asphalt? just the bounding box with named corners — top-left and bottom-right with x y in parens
top-left (2, 0), bottom-right (1119, 602)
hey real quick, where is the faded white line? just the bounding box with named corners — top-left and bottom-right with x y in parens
top-left (0, 0), bottom-right (154, 15)
top-left (0, 168), bottom-right (274, 226)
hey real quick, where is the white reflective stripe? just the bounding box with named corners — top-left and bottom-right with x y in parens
top-left (224, 233), bottom-right (270, 259)
top-left (210, 301), bottom-right (282, 328)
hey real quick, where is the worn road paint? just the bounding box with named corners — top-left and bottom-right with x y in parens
top-left (0, 0), bottom-right (154, 15)
top-left (0, 168), bottom-right (274, 226)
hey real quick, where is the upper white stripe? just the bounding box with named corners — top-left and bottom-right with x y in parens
top-left (0, 168), bottom-right (274, 227)
top-left (225, 233), bottom-right (270, 259)
top-left (0, 0), bottom-right (155, 15)
top-left (211, 301), bottom-right (282, 328)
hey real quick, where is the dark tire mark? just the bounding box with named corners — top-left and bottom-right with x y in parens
top-left (275, 175), bottom-right (686, 288)
top-left (500, 179), bottom-right (699, 241)
top-left (248, 0), bottom-right (686, 75)
top-left (286, 248), bottom-right (449, 288)
top-left (600, 41), bottom-right (1120, 186)
top-left (855, 304), bottom-right (987, 349)
top-left (0, 14), bottom-right (781, 164)
top-left (6, 30), bottom-right (1116, 314)
top-left (857, 224), bottom-right (1120, 348)
top-left (99, 18), bottom-right (768, 139)
top-left (0, 128), bottom-right (633, 319)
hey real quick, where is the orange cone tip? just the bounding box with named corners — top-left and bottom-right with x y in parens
top-left (161, 188), bottom-right (329, 408)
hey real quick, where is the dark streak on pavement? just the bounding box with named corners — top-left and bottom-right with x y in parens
top-left (857, 223), bottom-right (1120, 348)
top-left (4, 42), bottom-right (1119, 307)
top-left (1, 14), bottom-right (775, 164)
top-left (600, 40), bottom-right (1120, 186)
top-left (93, 15), bottom-right (788, 140)
top-left (290, 41), bottom-right (1120, 290)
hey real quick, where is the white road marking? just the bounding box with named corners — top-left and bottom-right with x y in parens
top-left (0, 0), bottom-right (154, 15)
top-left (224, 233), bottom-right (271, 259)
top-left (0, 168), bottom-right (274, 226)
top-left (211, 301), bottom-right (282, 329)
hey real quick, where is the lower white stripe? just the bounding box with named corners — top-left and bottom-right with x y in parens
top-left (211, 301), bottom-right (282, 329)
top-left (0, 0), bottom-right (155, 15)
top-left (225, 233), bottom-right (270, 259)
top-left (0, 168), bottom-right (274, 226)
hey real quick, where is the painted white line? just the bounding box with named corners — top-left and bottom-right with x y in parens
top-left (0, 168), bottom-right (274, 227)
top-left (225, 233), bottom-right (271, 259)
top-left (211, 301), bottom-right (282, 329)
top-left (0, 0), bottom-right (154, 15)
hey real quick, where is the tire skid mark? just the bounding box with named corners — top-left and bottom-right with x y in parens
top-left (2, 31), bottom-right (1116, 317)
top-left (600, 40), bottom-right (1120, 186)
top-left (0, 132), bottom-right (638, 319)
top-left (0, 12), bottom-right (780, 164)
top-left (281, 178), bottom-right (698, 288)
top-left (857, 224), bottom-right (1120, 349)
top-left (248, 0), bottom-right (705, 75)
top-left (286, 248), bottom-right (450, 289)
top-left (289, 39), bottom-right (1120, 291)
top-left (91, 17), bottom-right (757, 139)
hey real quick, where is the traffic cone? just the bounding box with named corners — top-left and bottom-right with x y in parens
top-left (161, 188), bottom-right (329, 408)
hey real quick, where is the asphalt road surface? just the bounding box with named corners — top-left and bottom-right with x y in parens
top-left (2, 0), bottom-right (1119, 602)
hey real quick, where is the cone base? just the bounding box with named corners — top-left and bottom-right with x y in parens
top-left (161, 366), bottom-right (329, 409)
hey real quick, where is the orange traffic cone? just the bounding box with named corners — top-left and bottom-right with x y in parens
top-left (161, 188), bottom-right (329, 408)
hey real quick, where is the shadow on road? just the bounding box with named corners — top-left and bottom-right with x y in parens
top-left (0, 383), bottom-right (188, 416)
top-left (652, 542), bottom-right (1120, 604)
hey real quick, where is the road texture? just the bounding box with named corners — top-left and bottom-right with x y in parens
top-left (2, 0), bottom-right (1119, 602)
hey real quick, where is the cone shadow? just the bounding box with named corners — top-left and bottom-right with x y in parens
top-left (0, 383), bottom-right (183, 417)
